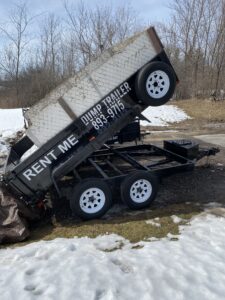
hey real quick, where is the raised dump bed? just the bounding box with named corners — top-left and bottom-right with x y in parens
top-left (24, 27), bottom-right (177, 146)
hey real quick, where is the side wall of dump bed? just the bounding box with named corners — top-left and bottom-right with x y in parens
top-left (25, 28), bottom-right (162, 147)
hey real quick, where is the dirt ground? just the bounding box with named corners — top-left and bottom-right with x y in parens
top-left (2, 99), bottom-right (225, 247)
top-left (145, 131), bottom-right (225, 206)
top-left (142, 99), bottom-right (225, 208)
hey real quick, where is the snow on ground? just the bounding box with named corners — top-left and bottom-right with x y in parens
top-left (145, 217), bottom-right (161, 227)
top-left (0, 109), bottom-right (24, 156)
top-left (141, 105), bottom-right (191, 126)
top-left (171, 215), bottom-right (184, 224)
top-left (1, 214), bottom-right (225, 300)
top-left (0, 109), bottom-right (24, 132)
top-left (0, 140), bottom-right (8, 156)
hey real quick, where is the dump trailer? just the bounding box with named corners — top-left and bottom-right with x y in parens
top-left (1, 27), bottom-right (218, 220)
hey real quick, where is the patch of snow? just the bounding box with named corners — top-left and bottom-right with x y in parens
top-left (1, 214), bottom-right (225, 299)
top-left (216, 163), bottom-right (223, 167)
top-left (167, 232), bottom-right (179, 239)
top-left (147, 237), bottom-right (159, 242)
top-left (0, 140), bottom-right (8, 156)
top-left (203, 208), bottom-right (225, 218)
top-left (171, 215), bottom-right (184, 224)
top-left (204, 202), bottom-right (223, 208)
top-left (0, 109), bottom-right (24, 157)
top-left (20, 145), bottom-right (38, 161)
top-left (93, 234), bottom-right (127, 251)
top-left (146, 220), bottom-right (161, 227)
top-left (0, 109), bottom-right (24, 132)
top-left (149, 130), bottom-right (178, 133)
top-left (146, 218), bottom-right (161, 227)
top-left (141, 105), bottom-right (191, 126)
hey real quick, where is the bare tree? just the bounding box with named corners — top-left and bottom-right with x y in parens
top-left (0, 2), bottom-right (37, 104)
top-left (0, 0), bottom-right (142, 108)
top-left (64, 0), bottom-right (141, 66)
top-left (159, 0), bottom-right (225, 99)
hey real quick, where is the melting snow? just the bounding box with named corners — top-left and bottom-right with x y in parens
top-left (0, 109), bottom-right (24, 156)
top-left (171, 215), bottom-right (184, 224)
top-left (0, 109), bottom-right (24, 132)
top-left (0, 214), bottom-right (225, 300)
top-left (141, 105), bottom-right (191, 126)
top-left (145, 218), bottom-right (161, 227)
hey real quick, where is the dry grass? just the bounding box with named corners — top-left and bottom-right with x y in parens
top-left (173, 99), bottom-right (225, 123)
top-left (2, 202), bottom-right (202, 249)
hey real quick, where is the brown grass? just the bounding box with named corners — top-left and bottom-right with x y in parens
top-left (173, 99), bottom-right (225, 122)
top-left (2, 202), bottom-right (202, 249)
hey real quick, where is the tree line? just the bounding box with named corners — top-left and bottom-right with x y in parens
top-left (0, 0), bottom-right (224, 108)
top-left (0, 1), bottom-right (140, 108)
top-left (159, 0), bottom-right (225, 100)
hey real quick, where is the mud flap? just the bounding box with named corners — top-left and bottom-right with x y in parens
top-left (0, 185), bottom-right (38, 244)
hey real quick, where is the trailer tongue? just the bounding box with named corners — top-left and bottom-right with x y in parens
top-left (0, 27), bottom-right (219, 243)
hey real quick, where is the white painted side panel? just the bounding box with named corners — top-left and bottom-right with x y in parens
top-left (64, 77), bottom-right (102, 117)
top-left (91, 33), bottom-right (156, 96)
top-left (26, 103), bottom-right (71, 146)
top-left (25, 31), bottom-right (157, 146)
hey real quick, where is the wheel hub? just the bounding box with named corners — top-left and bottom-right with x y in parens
top-left (136, 187), bottom-right (143, 193)
top-left (80, 187), bottom-right (105, 214)
top-left (130, 179), bottom-right (152, 203)
top-left (88, 195), bottom-right (95, 202)
top-left (146, 70), bottom-right (170, 99)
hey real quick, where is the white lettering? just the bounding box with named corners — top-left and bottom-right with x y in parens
top-left (32, 162), bottom-right (44, 174)
top-left (81, 116), bottom-right (89, 126)
top-left (110, 93), bottom-right (117, 101)
top-left (89, 107), bottom-right (99, 117)
top-left (39, 156), bottom-right (52, 168)
top-left (96, 104), bottom-right (101, 112)
top-left (47, 150), bottom-right (57, 160)
top-left (67, 134), bottom-right (78, 146)
top-left (22, 137), bottom-right (79, 181)
top-left (23, 169), bottom-right (36, 181)
top-left (124, 81), bottom-right (131, 91)
top-left (58, 140), bottom-right (72, 153)
top-left (120, 84), bottom-right (125, 94)
top-left (114, 89), bottom-right (120, 98)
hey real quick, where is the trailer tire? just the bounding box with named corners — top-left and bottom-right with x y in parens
top-left (135, 61), bottom-right (176, 106)
top-left (120, 171), bottom-right (158, 209)
top-left (70, 179), bottom-right (112, 220)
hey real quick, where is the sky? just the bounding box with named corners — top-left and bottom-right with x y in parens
top-left (0, 0), bottom-right (173, 25)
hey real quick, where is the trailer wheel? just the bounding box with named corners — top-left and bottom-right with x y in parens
top-left (120, 171), bottom-right (158, 209)
top-left (135, 61), bottom-right (176, 106)
top-left (70, 179), bottom-right (112, 220)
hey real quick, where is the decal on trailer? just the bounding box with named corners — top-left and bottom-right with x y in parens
top-left (22, 81), bottom-right (132, 182)
top-left (23, 134), bottom-right (78, 181)
top-left (81, 81), bottom-right (131, 130)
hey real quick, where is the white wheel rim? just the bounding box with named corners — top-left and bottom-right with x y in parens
top-left (130, 179), bottom-right (152, 203)
top-left (146, 70), bottom-right (170, 99)
top-left (79, 187), bottom-right (105, 214)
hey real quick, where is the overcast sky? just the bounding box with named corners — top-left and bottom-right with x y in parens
top-left (0, 0), bottom-right (173, 25)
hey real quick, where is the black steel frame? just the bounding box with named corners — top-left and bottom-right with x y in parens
top-left (51, 143), bottom-right (219, 197)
